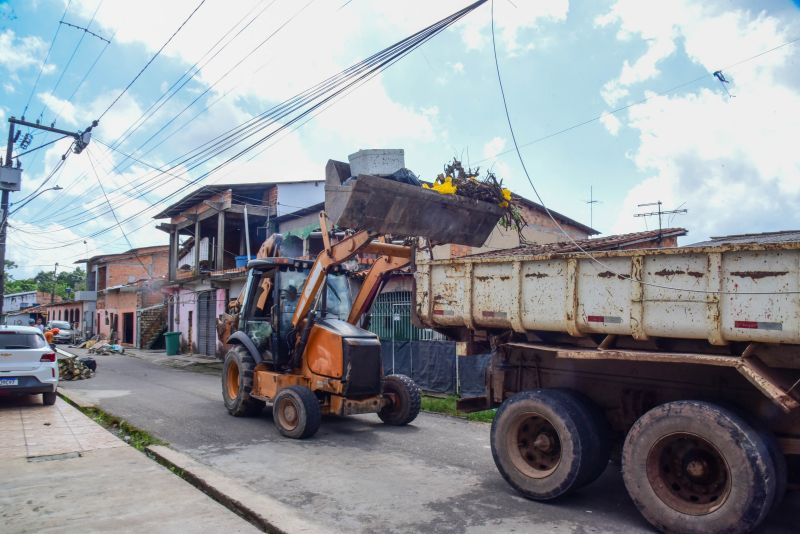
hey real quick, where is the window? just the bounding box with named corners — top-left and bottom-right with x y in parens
top-left (0, 332), bottom-right (47, 349)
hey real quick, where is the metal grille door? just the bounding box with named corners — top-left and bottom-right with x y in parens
top-left (197, 291), bottom-right (218, 356)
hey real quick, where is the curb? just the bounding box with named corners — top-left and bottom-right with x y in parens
top-left (57, 387), bottom-right (97, 409)
top-left (146, 445), bottom-right (326, 534)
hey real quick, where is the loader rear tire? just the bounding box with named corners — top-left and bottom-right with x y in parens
top-left (222, 346), bottom-right (264, 417)
top-left (491, 389), bottom-right (603, 501)
top-left (622, 400), bottom-right (777, 534)
top-left (272, 386), bottom-right (321, 439)
top-left (378, 374), bottom-right (420, 426)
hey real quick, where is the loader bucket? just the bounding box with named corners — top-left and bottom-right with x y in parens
top-left (324, 160), bottom-right (505, 247)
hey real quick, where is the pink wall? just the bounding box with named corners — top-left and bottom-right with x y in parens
top-left (170, 287), bottom-right (227, 354)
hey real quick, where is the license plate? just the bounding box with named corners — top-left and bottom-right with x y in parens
top-left (0, 378), bottom-right (19, 386)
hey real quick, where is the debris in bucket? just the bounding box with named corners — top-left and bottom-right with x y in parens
top-left (423, 158), bottom-right (525, 232)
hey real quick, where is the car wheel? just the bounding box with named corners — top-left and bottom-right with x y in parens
top-left (42, 391), bottom-right (57, 405)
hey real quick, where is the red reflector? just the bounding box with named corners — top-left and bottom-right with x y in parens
top-left (735, 321), bottom-right (758, 329)
top-left (587, 315), bottom-right (604, 323)
top-left (40, 353), bottom-right (56, 362)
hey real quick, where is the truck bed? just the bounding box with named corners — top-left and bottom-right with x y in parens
top-left (415, 241), bottom-right (800, 346)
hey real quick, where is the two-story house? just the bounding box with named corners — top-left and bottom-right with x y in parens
top-left (154, 180), bottom-right (324, 356)
top-left (78, 246), bottom-right (169, 346)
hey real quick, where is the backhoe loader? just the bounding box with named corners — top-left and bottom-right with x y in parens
top-left (221, 158), bottom-right (503, 438)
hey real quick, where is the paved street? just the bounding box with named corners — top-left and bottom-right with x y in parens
top-left (60, 349), bottom-right (800, 534)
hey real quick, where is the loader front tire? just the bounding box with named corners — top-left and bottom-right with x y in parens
top-left (272, 386), bottom-right (321, 439)
top-left (222, 346), bottom-right (264, 417)
top-left (378, 374), bottom-right (421, 426)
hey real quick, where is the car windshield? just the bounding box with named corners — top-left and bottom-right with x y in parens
top-left (0, 332), bottom-right (48, 349)
top-left (50, 321), bottom-right (71, 330)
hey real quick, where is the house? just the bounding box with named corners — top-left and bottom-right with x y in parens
top-left (78, 246), bottom-right (169, 347)
top-left (687, 229), bottom-right (800, 247)
top-left (2, 290), bottom-right (62, 324)
top-left (154, 180), bottom-right (324, 356)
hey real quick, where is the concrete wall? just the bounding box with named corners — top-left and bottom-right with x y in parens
top-left (169, 285), bottom-right (227, 354)
top-left (97, 291), bottom-right (138, 344)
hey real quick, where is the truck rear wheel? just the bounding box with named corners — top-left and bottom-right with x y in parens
top-left (272, 386), bottom-right (321, 439)
top-left (622, 400), bottom-right (777, 534)
top-left (222, 346), bottom-right (264, 417)
top-left (490, 389), bottom-right (607, 500)
top-left (378, 374), bottom-right (421, 426)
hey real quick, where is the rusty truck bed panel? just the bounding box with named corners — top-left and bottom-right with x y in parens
top-left (415, 242), bottom-right (800, 346)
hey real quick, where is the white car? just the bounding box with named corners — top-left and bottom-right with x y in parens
top-left (46, 320), bottom-right (73, 344)
top-left (0, 325), bottom-right (59, 405)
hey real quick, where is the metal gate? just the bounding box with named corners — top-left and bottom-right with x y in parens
top-left (197, 291), bottom-right (218, 356)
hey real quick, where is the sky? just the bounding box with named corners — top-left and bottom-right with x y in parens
top-left (0, 0), bottom-right (799, 278)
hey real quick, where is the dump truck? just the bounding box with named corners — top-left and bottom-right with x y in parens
top-left (415, 240), bottom-right (800, 533)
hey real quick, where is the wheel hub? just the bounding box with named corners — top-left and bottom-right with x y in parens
top-left (646, 432), bottom-right (731, 516)
top-left (509, 413), bottom-right (562, 479)
top-left (226, 361), bottom-right (239, 399)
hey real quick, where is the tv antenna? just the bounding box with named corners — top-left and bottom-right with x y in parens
top-left (634, 200), bottom-right (687, 241)
top-left (585, 186), bottom-right (601, 231)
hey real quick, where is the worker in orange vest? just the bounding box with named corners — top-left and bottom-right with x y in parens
top-left (44, 328), bottom-right (59, 345)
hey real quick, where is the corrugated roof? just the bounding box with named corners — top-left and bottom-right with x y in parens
top-left (153, 180), bottom-right (323, 219)
top-left (688, 230), bottom-right (800, 247)
top-left (467, 228), bottom-right (687, 259)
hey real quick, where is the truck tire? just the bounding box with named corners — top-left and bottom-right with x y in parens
top-left (42, 391), bottom-right (57, 406)
top-left (622, 400), bottom-right (777, 534)
top-left (272, 386), bottom-right (321, 439)
top-left (222, 346), bottom-right (264, 417)
top-left (490, 389), bottom-right (602, 500)
top-left (378, 374), bottom-right (421, 426)
top-left (559, 390), bottom-right (612, 488)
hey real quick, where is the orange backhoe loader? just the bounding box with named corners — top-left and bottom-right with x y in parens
top-left (221, 158), bottom-right (503, 438)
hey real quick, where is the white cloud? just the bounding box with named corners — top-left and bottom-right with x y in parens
top-left (4, 82), bottom-right (14, 93)
top-left (0, 29), bottom-right (53, 73)
top-left (483, 136), bottom-right (506, 159)
top-left (458, 0), bottom-right (569, 55)
top-left (37, 91), bottom-right (78, 125)
top-left (603, 1), bottom-right (800, 238)
top-left (599, 112), bottom-right (621, 136)
top-left (451, 62), bottom-right (464, 74)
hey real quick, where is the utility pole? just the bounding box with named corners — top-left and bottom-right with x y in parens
top-left (634, 201), bottom-right (687, 241)
top-left (51, 262), bottom-right (59, 305)
top-left (0, 116), bottom-right (95, 319)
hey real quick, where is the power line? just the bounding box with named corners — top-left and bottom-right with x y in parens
top-left (86, 148), bottom-right (152, 277)
top-left (17, 0), bottom-right (490, 248)
top-left (488, 0), bottom-right (800, 296)
top-left (97, 0), bottom-right (207, 121)
top-left (478, 33), bottom-right (800, 166)
top-left (39, 1), bottom-right (105, 125)
top-left (21, 0), bottom-right (72, 120)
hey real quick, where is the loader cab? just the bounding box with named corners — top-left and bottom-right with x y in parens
top-left (239, 259), bottom-right (354, 367)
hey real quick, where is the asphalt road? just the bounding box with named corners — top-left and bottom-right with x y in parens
top-left (61, 351), bottom-right (800, 534)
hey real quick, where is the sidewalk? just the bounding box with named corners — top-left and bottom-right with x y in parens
top-left (0, 396), bottom-right (258, 533)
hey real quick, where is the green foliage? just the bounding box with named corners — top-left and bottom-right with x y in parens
top-left (420, 395), bottom-right (496, 423)
top-left (4, 264), bottom-right (86, 298)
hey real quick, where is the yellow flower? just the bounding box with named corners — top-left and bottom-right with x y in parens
top-left (501, 188), bottom-right (512, 201)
